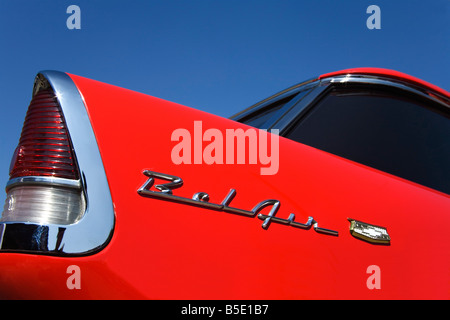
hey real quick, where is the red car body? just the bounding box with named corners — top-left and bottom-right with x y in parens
top-left (0, 68), bottom-right (449, 299)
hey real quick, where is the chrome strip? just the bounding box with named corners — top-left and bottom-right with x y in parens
top-left (6, 176), bottom-right (81, 191)
top-left (274, 84), bottom-right (328, 134)
top-left (322, 75), bottom-right (450, 109)
top-left (229, 77), bottom-right (318, 121)
top-left (0, 71), bottom-right (115, 256)
top-left (0, 224), bottom-right (4, 248)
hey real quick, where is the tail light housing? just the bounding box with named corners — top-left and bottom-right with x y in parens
top-left (0, 71), bottom-right (115, 255)
top-left (2, 89), bottom-right (85, 225)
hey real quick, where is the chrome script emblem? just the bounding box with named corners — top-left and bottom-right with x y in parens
top-left (138, 170), bottom-right (338, 236)
top-left (348, 218), bottom-right (390, 245)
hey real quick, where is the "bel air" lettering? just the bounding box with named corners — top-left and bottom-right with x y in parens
top-left (137, 170), bottom-right (338, 236)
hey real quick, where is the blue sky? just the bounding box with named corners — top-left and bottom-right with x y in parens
top-left (0, 0), bottom-right (449, 206)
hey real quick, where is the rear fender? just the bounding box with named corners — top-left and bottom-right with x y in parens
top-left (0, 71), bottom-right (448, 299)
top-left (70, 73), bottom-right (450, 299)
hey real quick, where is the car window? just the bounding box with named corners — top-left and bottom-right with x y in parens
top-left (285, 86), bottom-right (450, 194)
top-left (240, 89), bottom-right (310, 129)
top-left (240, 95), bottom-right (294, 129)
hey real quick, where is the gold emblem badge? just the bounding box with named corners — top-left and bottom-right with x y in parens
top-left (348, 218), bottom-right (390, 245)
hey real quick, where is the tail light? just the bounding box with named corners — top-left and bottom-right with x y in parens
top-left (9, 89), bottom-right (79, 180)
top-left (2, 88), bottom-right (85, 225)
top-left (0, 71), bottom-right (114, 256)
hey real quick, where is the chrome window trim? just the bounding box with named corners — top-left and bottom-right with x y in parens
top-left (273, 84), bottom-right (328, 134)
top-left (0, 70), bottom-right (115, 256)
top-left (230, 77), bottom-right (318, 122)
top-left (233, 73), bottom-right (448, 133)
top-left (321, 75), bottom-right (450, 110)
top-left (276, 74), bottom-right (449, 136)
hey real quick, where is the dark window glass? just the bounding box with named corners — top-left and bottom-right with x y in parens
top-left (241, 90), bottom-right (310, 129)
top-left (286, 87), bottom-right (450, 194)
top-left (240, 96), bottom-right (294, 129)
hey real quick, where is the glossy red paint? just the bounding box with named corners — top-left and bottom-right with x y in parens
top-left (0, 70), bottom-right (449, 299)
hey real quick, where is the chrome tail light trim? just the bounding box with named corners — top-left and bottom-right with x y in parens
top-left (0, 71), bottom-right (115, 256)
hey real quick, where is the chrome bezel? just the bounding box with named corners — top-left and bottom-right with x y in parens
top-left (0, 71), bottom-right (115, 256)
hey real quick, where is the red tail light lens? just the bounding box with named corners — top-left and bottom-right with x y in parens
top-left (2, 87), bottom-right (85, 226)
top-left (9, 89), bottom-right (79, 180)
